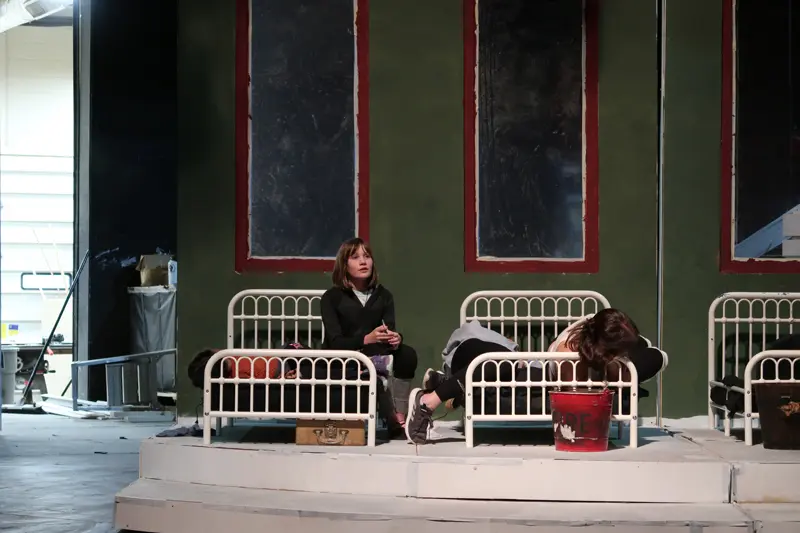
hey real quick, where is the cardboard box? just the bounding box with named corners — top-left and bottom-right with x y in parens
top-left (295, 419), bottom-right (366, 446)
top-left (136, 254), bottom-right (171, 287)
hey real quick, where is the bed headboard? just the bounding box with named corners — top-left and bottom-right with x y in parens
top-left (227, 289), bottom-right (326, 349)
top-left (459, 290), bottom-right (611, 351)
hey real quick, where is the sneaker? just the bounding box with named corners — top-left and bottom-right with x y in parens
top-left (405, 388), bottom-right (434, 444)
top-left (422, 368), bottom-right (445, 392)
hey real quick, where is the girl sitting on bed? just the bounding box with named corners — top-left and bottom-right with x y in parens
top-left (406, 309), bottom-right (666, 445)
top-left (321, 237), bottom-right (418, 437)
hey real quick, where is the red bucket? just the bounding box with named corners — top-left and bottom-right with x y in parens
top-left (549, 389), bottom-right (614, 452)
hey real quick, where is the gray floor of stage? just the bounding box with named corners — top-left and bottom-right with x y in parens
top-left (0, 413), bottom-right (172, 533)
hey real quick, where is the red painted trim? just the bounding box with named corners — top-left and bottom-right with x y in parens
top-left (463, 0), bottom-right (477, 274)
top-left (234, 0), bottom-right (370, 273)
top-left (356, 0), bottom-right (370, 246)
top-left (583, 0), bottom-right (600, 274)
top-left (719, 0), bottom-right (800, 274)
top-left (463, 0), bottom-right (600, 274)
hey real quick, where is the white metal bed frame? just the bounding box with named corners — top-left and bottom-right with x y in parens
top-left (203, 288), bottom-right (656, 449)
top-left (202, 289), bottom-right (378, 446)
top-left (202, 348), bottom-right (377, 446)
top-left (464, 351), bottom-right (639, 448)
top-left (708, 292), bottom-right (800, 445)
top-left (459, 290), bottom-right (640, 448)
top-left (226, 289), bottom-right (327, 350)
top-left (458, 290), bottom-right (611, 351)
top-left (743, 350), bottom-right (800, 445)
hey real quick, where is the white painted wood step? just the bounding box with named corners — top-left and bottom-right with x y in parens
top-left (138, 426), bottom-right (734, 503)
top-left (117, 478), bottom-right (767, 533)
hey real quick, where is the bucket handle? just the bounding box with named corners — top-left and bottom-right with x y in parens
top-left (588, 365), bottom-right (612, 395)
top-left (560, 381), bottom-right (612, 394)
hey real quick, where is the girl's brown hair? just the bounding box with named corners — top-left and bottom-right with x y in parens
top-left (332, 237), bottom-right (378, 289)
top-left (567, 308), bottom-right (640, 373)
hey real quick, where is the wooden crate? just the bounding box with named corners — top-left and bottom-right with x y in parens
top-left (295, 419), bottom-right (366, 446)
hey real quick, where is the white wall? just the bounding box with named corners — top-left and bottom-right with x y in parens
top-left (0, 25), bottom-right (74, 344)
top-left (0, 25), bottom-right (73, 156)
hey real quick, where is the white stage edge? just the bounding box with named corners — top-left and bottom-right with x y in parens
top-left (115, 422), bottom-right (800, 533)
top-left (115, 480), bottom-right (800, 533)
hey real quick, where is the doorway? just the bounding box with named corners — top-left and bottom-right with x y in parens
top-left (0, 5), bottom-right (75, 417)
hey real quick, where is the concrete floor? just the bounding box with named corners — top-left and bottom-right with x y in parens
top-left (0, 413), bottom-right (172, 533)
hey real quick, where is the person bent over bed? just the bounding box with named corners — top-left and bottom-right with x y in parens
top-left (406, 309), bottom-right (667, 445)
top-left (544, 309), bottom-right (666, 386)
top-left (322, 238), bottom-right (418, 436)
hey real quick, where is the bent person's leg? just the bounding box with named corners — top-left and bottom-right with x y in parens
top-left (627, 344), bottom-right (667, 384)
top-left (439, 339), bottom-right (514, 406)
top-left (390, 343), bottom-right (418, 421)
top-left (375, 379), bottom-right (405, 439)
top-left (406, 339), bottom-right (512, 444)
top-left (406, 369), bottom-right (517, 445)
top-left (406, 370), bottom-right (466, 445)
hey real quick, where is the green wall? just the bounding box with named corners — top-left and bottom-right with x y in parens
top-left (176, 0), bottom-right (660, 416)
top-left (661, 0), bottom-right (796, 417)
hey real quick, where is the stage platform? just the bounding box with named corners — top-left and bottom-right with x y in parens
top-left (115, 421), bottom-right (800, 532)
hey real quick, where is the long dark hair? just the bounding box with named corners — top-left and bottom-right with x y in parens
top-left (568, 308), bottom-right (639, 371)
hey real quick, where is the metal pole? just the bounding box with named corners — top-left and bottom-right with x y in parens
top-left (18, 249), bottom-right (90, 405)
top-left (655, 0), bottom-right (667, 428)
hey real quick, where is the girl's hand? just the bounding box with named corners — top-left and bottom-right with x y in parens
top-left (364, 325), bottom-right (389, 345)
top-left (284, 369), bottom-right (297, 379)
top-left (387, 331), bottom-right (401, 348)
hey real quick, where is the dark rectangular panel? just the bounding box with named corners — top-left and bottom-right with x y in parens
top-left (734, 0), bottom-right (796, 249)
top-left (247, 0), bottom-right (359, 260)
top-left (477, 0), bottom-right (585, 260)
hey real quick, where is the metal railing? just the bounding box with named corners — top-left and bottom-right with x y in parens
top-left (464, 352), bottom-right (639, 448)
top-left (202, 348), bottom-right (377, 446)
top-left (708, 292), bottom-right (800, 435)
top-left (459, 290), bottom-right (612, 352)
top-left (743, 349), bottom-right (800, 445)
top-left (227, 289), bottom-right (326, 349)
top-left (70, 349), bottom-right (175, 411)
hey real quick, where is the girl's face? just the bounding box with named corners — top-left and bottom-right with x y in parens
top-left (347, 246), bottom-right (373, 285)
